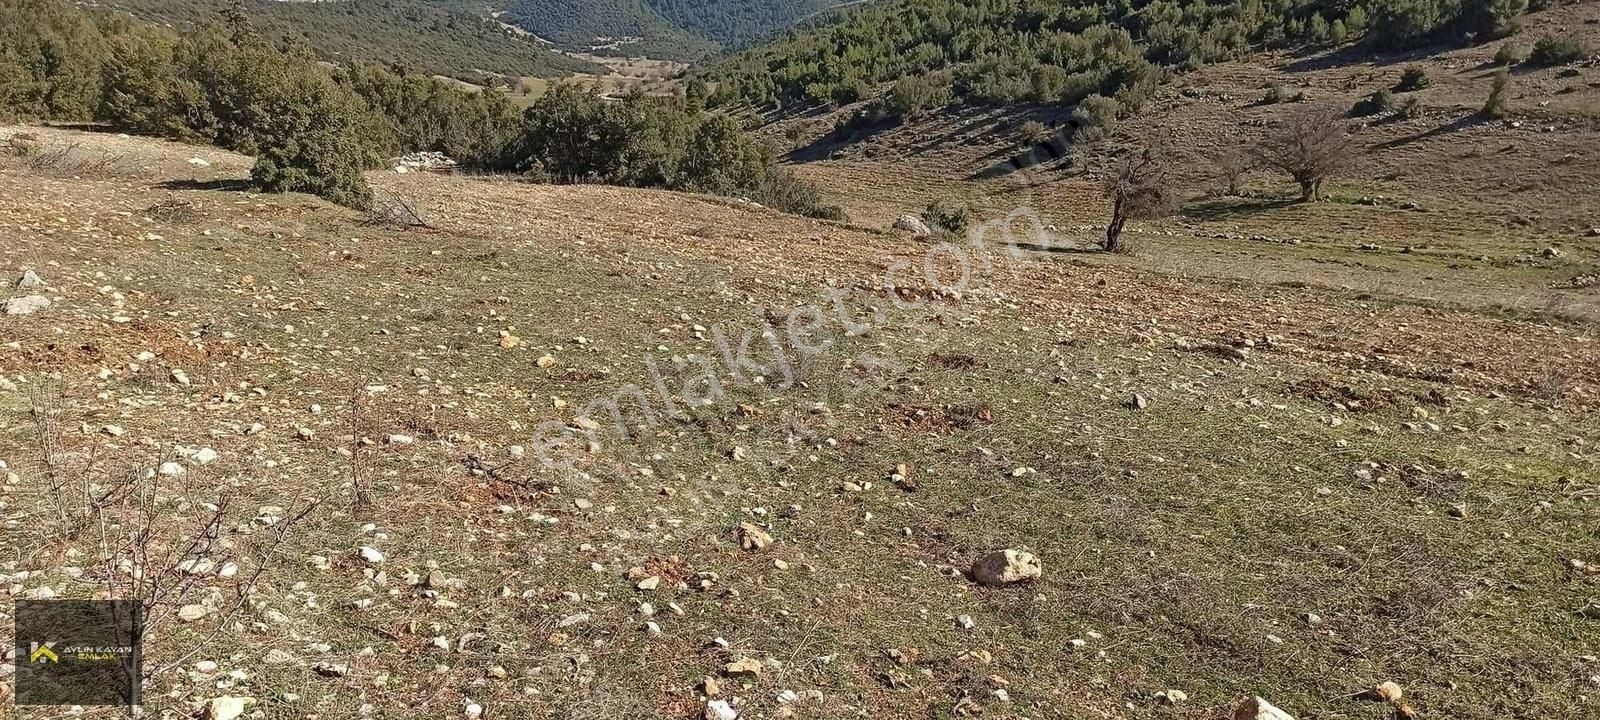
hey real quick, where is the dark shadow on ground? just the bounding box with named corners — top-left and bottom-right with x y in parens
top-left (1378, 113), bottom-right (1486, 150)
top-left (155, 178), bottom-right (252, 192)
top-left (1280, 39), bottom-right (1475, 74)
top-left (1012, 241), bottom-right (1102, 254)
top-left (1182, 196), bottom-right (1300, 220)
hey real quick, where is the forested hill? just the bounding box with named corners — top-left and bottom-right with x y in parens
top-left (702, 0), bottom-right (1545, 112)
top-left (496, 0), bottom-right (847, 60)
top-left (104, 0), bottom-right (599, 80)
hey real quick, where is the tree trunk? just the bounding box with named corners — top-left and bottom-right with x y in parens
top-left (1299, 177), bottom-right (1320, 202)
top-left (1103, 213), bottom-right (1126, 252)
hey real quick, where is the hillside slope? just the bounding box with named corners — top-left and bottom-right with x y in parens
top-left (764, 1), bottom-right (1600, 320)
top-left (106, 0), bottom-right (599, 79)
top-left (496, 0), bottom-right (845, 59)
top-left (1, 125), bottom-right (1597, 718)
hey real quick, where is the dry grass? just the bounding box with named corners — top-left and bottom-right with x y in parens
top-left (0, 106), bottom-right (1596, 720)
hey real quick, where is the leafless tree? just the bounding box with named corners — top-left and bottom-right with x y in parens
top-left (1102, 145), bottom-right (1178, 253)
top-left (1214, 146), bottom-right (1254, 197)
top-left (1256, 108), bottom-right (1356, 202)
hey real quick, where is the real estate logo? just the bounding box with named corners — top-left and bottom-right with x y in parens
top-left (13, 600), bottom-right (141, 706)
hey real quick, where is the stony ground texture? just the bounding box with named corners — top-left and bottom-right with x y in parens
top-left (0, 106), bottom-right (1598, 720)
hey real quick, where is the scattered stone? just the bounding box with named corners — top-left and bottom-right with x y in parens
top-left (101, 425), bottom-right (125, 437)
top-left (192, 448), bottom-right (219, 465)
top-left (956, 614), bottom-right (976, 631)
top-left (204, 696), bottom-right (254, 720)
top-left (1233, 696), bottom-right (1295, 720)
top-left (705, 699), bottom-right (738, 720)
top-left (892, 214), bottom-right (933, 235)
top-left (312, 662), bottom-right (349, 677)
top-left (535, 353), bottom-right (557, 368)
top-left (1371, 681), bottom-right (1404, 703)
top-left (158, 461), bottom-right (186, 476)
top-left (16, 269), bottom-right (44, 289)
top-left (170, 368), bottom-right (191, 386)
top-left (970, 549), bottom-right (1042, 586)
top-left (1129, 393), bottom-right (1150, 410)
top-left (736, 522), bottom-right (773, 551)
top-left (724, 657), bottom-right (763, 677)
top-left (702, 676), bottom-right (721, 696)
top-left (636, 575), bottom-right (661, 591)
top-left (1155, 689), bottom-right (1188, 704)
top-left (358, 546), bottom-right (385, 564)
top-left (3, 295), bottom-right (50, 315)
top-left (425, 569), bottom-right (447, 589)
top-left (177, 604), bottom-right (210, 622)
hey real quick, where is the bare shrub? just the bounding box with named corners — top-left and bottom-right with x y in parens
top-left (20, 379), bottom-right (318, 680)
top-left (22, 141), bottom-right (132, 178)
top-left (366, 188), bottom-right (432, 228)
top-left (1256, 109), bottom-right (1356, 202)
top-left (1213, 147), bottom-right (1254, 196)
top-left (1102, 145), bottom-right (1178, 253)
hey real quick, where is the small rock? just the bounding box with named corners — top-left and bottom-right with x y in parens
top-left (970, 549), bottom-right (1042, 586)
top-left (16, 269), bottom-right (44, 289)
top-left (204, 696), bottom-right (254, 720)
top-left (192, 448), bottom-right (219, 465)
top-left (1128, 393), bottom-right (1150, 410)
top-left (1156, 689), bottom-right (1188, 704)
top-left (177, 604), bottom-right (210, 622)
top-left (1371, 681), bottom-right (1404, 703)
top-left (3, 295), bottom-right (50, 315)
top-left (892, 214), bottom-right (933, 236)
top-left (705, 699), bottom-right (739, 720)
top-left (724, 657), bottom-right (763, 677)
top-left (358, 546), bottom-right (385, 564)
top-left (1233, 696), bottom-right (1295, 720)
top-left (702, 676), bottom-right (721, 696)
top-left (187, 157), bottom-right (211, 167)
top-left (312, 662), bottom-right (349, 677)
top-left (636, 575), bottom-right (661, 591)
top-left (736, 522), bottom-right (773, 551)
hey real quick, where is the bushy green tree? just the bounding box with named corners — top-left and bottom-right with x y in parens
top-left (239, 42), bottom-right (376, 207)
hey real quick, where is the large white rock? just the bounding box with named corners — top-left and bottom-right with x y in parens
top-left (204, 696), bottom-right (254, 720)
top-left (1234, 696), bottom-right (1295, 720)
top-left (3, 295), bottom-right (50, 315)
top-left (705, 699), bottom-right (738, 720)
top-left (971, 549), bottom-right (1042, 586)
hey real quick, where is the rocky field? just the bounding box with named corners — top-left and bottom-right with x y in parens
top-left (0, 120), bottom-right (1597, 720)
